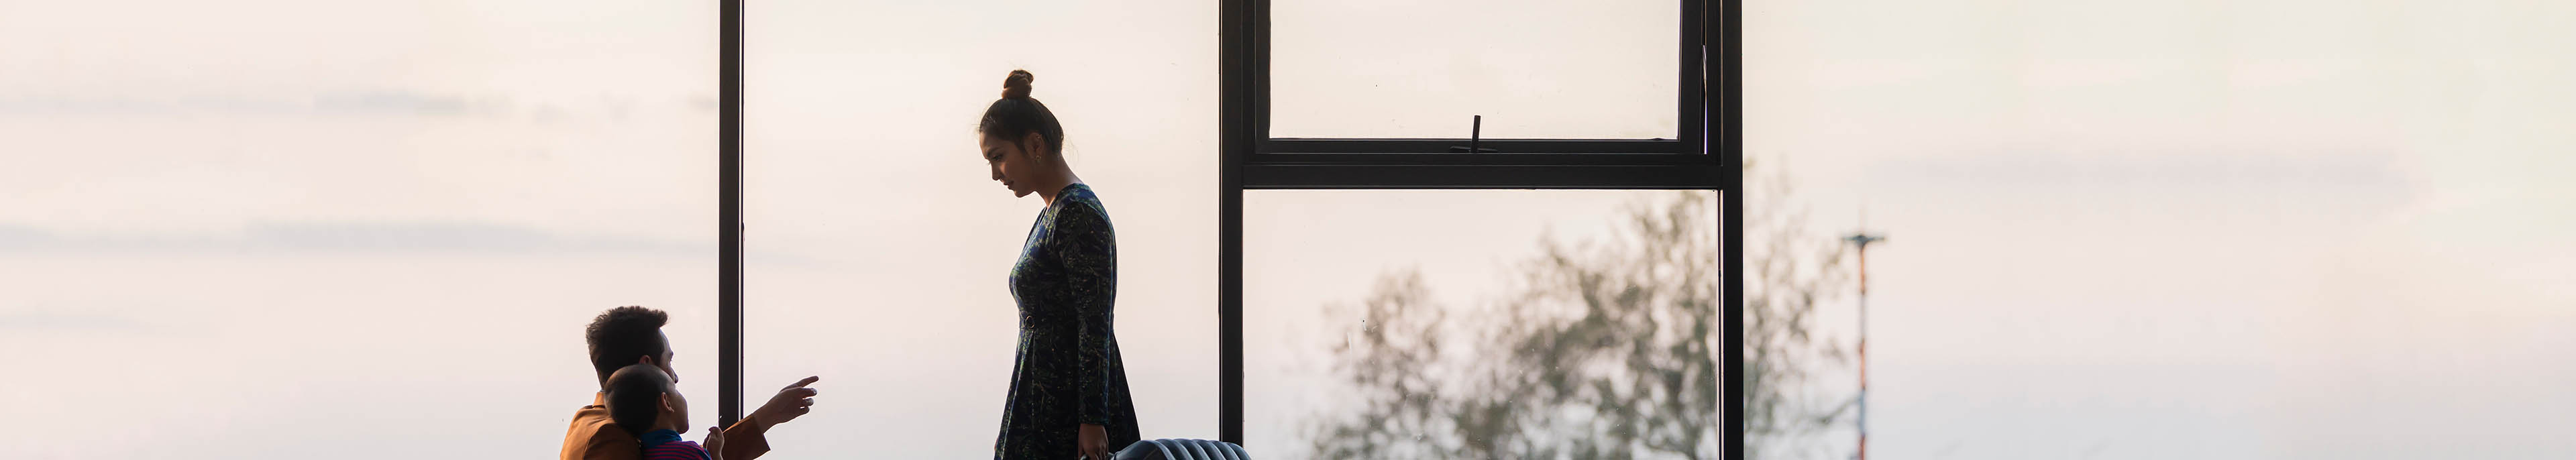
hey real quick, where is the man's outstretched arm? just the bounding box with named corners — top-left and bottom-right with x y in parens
top-left (718, 376), bottom-right (820, 460)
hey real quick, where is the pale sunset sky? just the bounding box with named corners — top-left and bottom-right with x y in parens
top-left (3, 1), bottom-right (2571, 459)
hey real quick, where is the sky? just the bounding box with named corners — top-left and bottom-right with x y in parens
top-left (1748, 1), bottom-right (2576, 458)
top-left (4, 0), bottom-right (2573, 459)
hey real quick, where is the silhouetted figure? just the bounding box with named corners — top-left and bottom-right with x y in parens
top-left (976, 69), bottom-right (1141, 460)
top-left (561, 306), bottom-right (820, 460)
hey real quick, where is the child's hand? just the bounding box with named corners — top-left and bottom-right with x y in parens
top-left (704, 424), bottom-right (726, 460)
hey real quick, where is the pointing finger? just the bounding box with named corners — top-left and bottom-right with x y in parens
top-left (784, 376), bottom-right (820, 389)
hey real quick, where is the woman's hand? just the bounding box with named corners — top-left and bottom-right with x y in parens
top-left (1078, 423), bottom-right (1110, 459)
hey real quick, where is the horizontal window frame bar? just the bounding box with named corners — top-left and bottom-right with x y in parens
top-left (1243, 162), bottom-right (1719, 189)
top-left (1263, 138), bottom-right (1686, 154)
top-left (1250, 152), bottom-right (1714, 167)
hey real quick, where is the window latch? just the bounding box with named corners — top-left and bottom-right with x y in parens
top-left (1448, 115), bottom-right (1497, 153)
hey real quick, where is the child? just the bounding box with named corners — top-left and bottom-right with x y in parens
top-left (604, 363), bottom-right (727, 460)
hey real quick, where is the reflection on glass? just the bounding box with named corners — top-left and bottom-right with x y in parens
top-left (0, 1), bottom-right (714, 459)
top-left (1247, 190), bottom-right (1719, 459)
top-left (1270, 0), bottom-right (1680, 139)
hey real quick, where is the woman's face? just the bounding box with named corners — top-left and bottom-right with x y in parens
top-left (979, 131), bottom-right (1044, 198)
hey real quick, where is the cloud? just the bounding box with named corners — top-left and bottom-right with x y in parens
top-left (1870, 150), bottom-right (2415, 192)
top-left (307, 91), bottom-right (489, 116)
top-left (0, 310), bottom-right (149, 332)
top-left (0, 90), bottom-right (513, 117)
top-left (0, 221), bottom-right (701, 255)
top-left (0, 225), bottom-right (55, 247)
top-left (0, 222), bottom-right (839, 266)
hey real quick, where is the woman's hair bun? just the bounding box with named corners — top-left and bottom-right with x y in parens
top-left (1001, 70), bottom-right (1035, 99)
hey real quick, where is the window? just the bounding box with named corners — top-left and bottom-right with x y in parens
top-left (8, 1), bottom-right (1739, 457)
top-left (1236, 0), bottom-right (1719, 190)
top-left (1270, 0), bottom-right (1681, 139)
top-left (0, 1), bottom-right (712, 458)
top-left (1216, 0), bottom-right (1733, 449)
top-left (741, 1), bottom-right (1220, 457)
top-left (1243, 190), bottom-right (1720, 459)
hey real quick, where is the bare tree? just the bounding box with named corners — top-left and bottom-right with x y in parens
top-left (1739, 160), bottom-right (1856, 460)
top-left (1303, 161), bottom-right (1851, 460)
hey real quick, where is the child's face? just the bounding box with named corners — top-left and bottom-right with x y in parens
top-left (659, 382), bottom-right (691, 434)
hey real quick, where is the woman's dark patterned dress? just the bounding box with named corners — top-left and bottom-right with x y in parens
top-left (996, 183), bottom-right (1140, 459)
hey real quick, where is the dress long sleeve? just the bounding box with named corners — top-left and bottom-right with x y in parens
top-left (1053, 200), bottom-right (1118, 424)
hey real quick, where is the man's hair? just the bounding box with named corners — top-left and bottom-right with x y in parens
top-left (603, 363), bottom-right (672, 439)
top-left (586, 306), bottom-right (669, 384)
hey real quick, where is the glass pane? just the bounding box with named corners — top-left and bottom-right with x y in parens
top-left (1746, 1), bottom-right (2576, 458)
top-left (0, 1), bottom-right (712, 459)
top-left (1246, 190), bottom-right (1720, 459)
top-left (745, 1), bottom-right (1218, 457)
top-left (1269, 0), bottom-right (1681, 139)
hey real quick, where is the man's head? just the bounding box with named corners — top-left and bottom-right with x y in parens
top-left (604, 363), bottom-right (689, 437)
top-left (586, 306), bottom-right (675, 385)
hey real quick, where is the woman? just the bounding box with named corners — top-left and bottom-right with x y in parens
top-left (979, 69), bottom-right (1141, 460)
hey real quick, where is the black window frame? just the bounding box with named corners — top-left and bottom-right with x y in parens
top-left (714, 1), bottom-right (1741, 457)
top-left (1221, 0), bottom-right (1739, 458)
top-left (719, 0), bottom-right (746, 430)
top-left (1242, 0), bottom-right (1721, 190)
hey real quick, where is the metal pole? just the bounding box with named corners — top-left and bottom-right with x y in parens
top-left (1716, 1), bottom-right (1740, 459)
top-left (1844, 231), bottom-right (1882, 460)
top-left (717, 0), bottom-right (746, 429)
top-left (1217, 0), bottom-right (1256, 445)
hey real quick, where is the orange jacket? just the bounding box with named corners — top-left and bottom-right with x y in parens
top-left (561, 393), bottom-right (771, 460)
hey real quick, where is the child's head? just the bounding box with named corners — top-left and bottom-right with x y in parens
top-left (604, 363), bottom-right (689, 438)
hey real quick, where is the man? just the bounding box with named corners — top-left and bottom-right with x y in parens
top-left (562, 306), bottom-right (822, 460)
